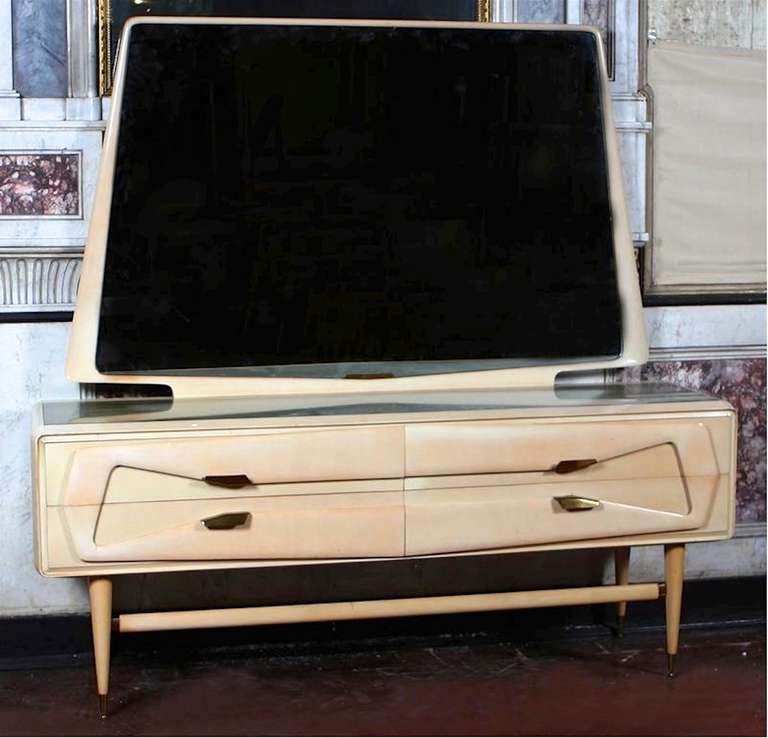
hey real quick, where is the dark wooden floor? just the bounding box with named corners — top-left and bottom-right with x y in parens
top-left (0, 624), bottom-right (764, 736)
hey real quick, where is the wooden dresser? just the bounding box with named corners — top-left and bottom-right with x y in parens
top-left (33, 383), bottom-right (736, 717)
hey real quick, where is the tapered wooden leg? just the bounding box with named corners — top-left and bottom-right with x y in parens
top-left (614, 546), bottom-right (631, 637)
top-left (664, 544), bottom-right (685, 677)
top-left (88, 577), bottom-right (113, 718)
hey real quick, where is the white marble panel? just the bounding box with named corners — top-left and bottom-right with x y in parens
top-left (601, 523), bottom-right (766, 582)
top-left (20, 98), bottom-right (66, 121)
top-left (0, 0), bottom-right (21, 121)
top-left (518, 0), bottom-right (566, 22)
top-left (645, 304), bottom-right (767, 350)
top-left (617, 127), bottom-right (648, 241)
top-left (753, 0), bottom-right (766, 48)
top-left (649, 0), bottom-right (754, 48)
top-left (65, 98), bottom-right (102, 122)
top-left (0, 322), bottom-right (84, 615)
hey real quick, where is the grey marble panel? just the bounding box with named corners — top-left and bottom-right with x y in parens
top-left (648, 0), bottom-right (754, 49)
top-left (583, 0), bottom-right (609, 31)
top-left (517, 0), bottom-right (566, 22)
top-left (12, 0), bottom-right (67, 98)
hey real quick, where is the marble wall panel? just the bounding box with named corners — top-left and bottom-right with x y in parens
top-left (0, 124), bottom-right (103, 246)
top-left (11, 0), bottom-right (67, 98)
top-left (753, 0), bottom-right (766, 48)
top-left (613, 358), bottom-right (767, 522)
top-left (648, 0), bottom-right (756, 49)
top-left (582, 0), bottom-right (614, 76)
top-left (583, 0), bottom-right (610, 32)
top-left (0, 154), bottom-right (80, 217)
top-left (517, 0), bottom-right (566, 22)
top-left (0, 322), bottom-right (82, 616)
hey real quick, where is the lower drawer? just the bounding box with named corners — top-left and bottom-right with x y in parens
top-left (59, 490), bottom-right (404, 562)
top-left (405, 476), bottom-right (721, 556)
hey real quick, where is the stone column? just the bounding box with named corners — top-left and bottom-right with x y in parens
top-left (0, 0), bottom-right (21, 119)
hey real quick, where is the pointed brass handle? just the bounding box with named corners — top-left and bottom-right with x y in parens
top-left (202, 512), bottom-right (251, 530)
top-left (203, 474), bottom-right (254, 489)
top-left (554, 459), bottom-right (598, 474)
top-left (554, 495), bottom-right (601, 512)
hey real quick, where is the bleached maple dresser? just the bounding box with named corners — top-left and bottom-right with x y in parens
top-left (33, 384), bottom-right (736, 717)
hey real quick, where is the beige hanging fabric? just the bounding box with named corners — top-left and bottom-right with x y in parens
top-left (649, 41), bottom-right (766, 287)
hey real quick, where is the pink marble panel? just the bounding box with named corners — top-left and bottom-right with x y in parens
top-left (613, 358), bottom-right (766, 522)
top-left (0, 153), bottom-right (80, 216)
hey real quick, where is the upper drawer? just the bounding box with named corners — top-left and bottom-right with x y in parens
top-left (46, 425), bottom-right (404, 507)
top-left (405, 417), bottom-right (727, 479)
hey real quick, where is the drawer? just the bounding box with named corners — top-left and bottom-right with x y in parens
top-left (405, 417), bottom-right (724, 478)
top-left (46, 425), bottom-right (404, 507)
top-left (405, 443), bottom-right (721, 555)
top-left (60, 490), bottom-right (405, 562)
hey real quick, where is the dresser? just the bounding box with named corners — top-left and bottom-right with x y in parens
top-left (33, 383), bottom-right (736, 717)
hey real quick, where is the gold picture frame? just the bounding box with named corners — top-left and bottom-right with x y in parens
top-left (97, 0), bottom-right (491, 95)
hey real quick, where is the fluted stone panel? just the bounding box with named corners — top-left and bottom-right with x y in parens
top-left (0, 254), bottom-right (81, 311)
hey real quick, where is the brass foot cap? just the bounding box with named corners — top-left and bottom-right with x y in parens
top-left (99, 694), bottom-right (108, 719)
top-left (667, 655), bottom-right (676, 678)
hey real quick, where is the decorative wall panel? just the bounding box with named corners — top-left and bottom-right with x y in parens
top-left (612, 358), bottom-right (767, 522)
top-left (0, 125), bottom-right (101, 245)
top-left (583, 0), bottom-right (614, 76)
top-left (648, 0), bottom-right (760, 50)
top-left (0, 153), bottom-right (80, 217)
top-left (517, 0), bottom-right (566, 22)
top-left (0, 124), bottom-right (102, 314)
top-left (0, 252), bottom-right (81, 311)
top-left (11, 0), bottom-right (68, 99)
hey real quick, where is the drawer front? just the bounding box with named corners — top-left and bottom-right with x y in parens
top-left (406, 417), bottom-right (725, 478)
top-left (405, 440), bottom-right (724, 555)
top-left (47, 425), bottom-right (404, 507)
top-left (405, 475), bottom-right (720, 556)
top-left (61, 490), bottom-right (405, 562)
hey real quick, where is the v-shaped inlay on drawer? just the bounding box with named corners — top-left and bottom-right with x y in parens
top-left (49, 425), bottom-right (407, 563)
top-left (64, 489), bottom-right (405, 562)
top-left (55, 425), bottom-right (405, 507)
top-left (404, 435), bottom-right (723, 555)
top-left (405, 417), bottom-right (723, 478)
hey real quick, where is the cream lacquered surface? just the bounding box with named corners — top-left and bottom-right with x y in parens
top-left (34, 387), bottom-right (736, 577)
top-left (65, 17), bottom-right (647, 398)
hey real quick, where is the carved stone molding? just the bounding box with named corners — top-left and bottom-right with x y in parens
top-left (0, 250), bottom-right (81, 312)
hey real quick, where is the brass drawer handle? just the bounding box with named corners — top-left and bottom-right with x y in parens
top-left (553, 459), bottom-right (598, 474)
top-left (554, 495), bottom-right (601, 512)
top-left (202, 512), bottom-right (251, 530)
top-left (203, 474), bottom-right (254, 489)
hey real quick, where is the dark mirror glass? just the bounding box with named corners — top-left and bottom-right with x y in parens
top-left (96, 24), bottom-right (622, 374)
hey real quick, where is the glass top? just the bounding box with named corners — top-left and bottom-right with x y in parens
top-left (42, 383), bottom-right (715, 426)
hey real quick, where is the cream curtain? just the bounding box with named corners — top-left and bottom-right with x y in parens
top-left (649, 41), bottom-right (766, 287)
